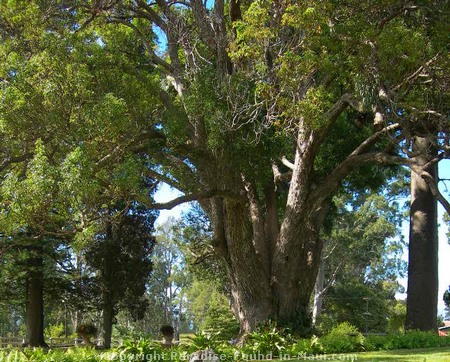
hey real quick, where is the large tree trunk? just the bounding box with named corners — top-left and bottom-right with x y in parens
top-left (207, 131), bottom-right (327, 337)
top-left (214, 196), bottom-right (325, 337)
top-left (25, 245), bottom-right (47, 347)
top-left (272, 216), bottom-right (324, 333)
top-left (217, 198), bottom-right (274, 336)
top-left (405, 136), bottom-right (438, 331)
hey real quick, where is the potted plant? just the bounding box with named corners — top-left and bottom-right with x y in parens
top-left (76, 323), bottom-right (98, 346)
top-left (160, 325), bottom-right (175, 347)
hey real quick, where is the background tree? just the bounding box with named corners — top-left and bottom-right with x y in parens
top-left (313, 190), bottom-right (406, 331)
top-left (0, 141), bottom-right (72, 346)
top-left (185, 279), bottom-right (239, 341)
top-left (84, 203), bottom-right (157, 349)
top-left (444, 286), bottom-right (450, 320)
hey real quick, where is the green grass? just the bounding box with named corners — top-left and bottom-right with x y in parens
top-left (354, 347), bottom-right (450, 361)
top-left (286, 347), bottom-right (450, 361)
top-left (284, 347), bottom-right (450, 362)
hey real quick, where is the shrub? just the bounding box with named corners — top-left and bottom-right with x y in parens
top-left (188, 331), bottom-right (222, 352)
top-left (364, 334), bottom-right (392, 351)
top-left (287, 338), bottom-right (313, 355)
top-left (320, 322), bottom-right (364, 353)
top-left (242, 321), bottom-right (291, 358)
top-left (390, 330), bottom-right (443, 350)
top-left (45, 323), bottom-right (65, 338)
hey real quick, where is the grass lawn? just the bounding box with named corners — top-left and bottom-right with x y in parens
top-left (340, 347), bottom-right (450, 361)
top-left (284, 347), bottom-right (450, 361)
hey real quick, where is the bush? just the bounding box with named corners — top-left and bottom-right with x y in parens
top-left (188, 331), bottom-right (221, 352)
top-left (242, 321), bottom-right (292, 358)
top-left (45, 323), bottom-right (65, 338)
top-left (364, 334), bottom-right (392, 351)
top-left (319, 322), bottom-right (364, 353)
top-left (390, 330), bottom-right (445, 350)
top-left (118, 339), bottom-right (191, 362)
top-left (287, 338), bottom-right (313, 355)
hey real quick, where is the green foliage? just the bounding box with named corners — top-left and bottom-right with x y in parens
top-left (0, 330), bottom-right (450, 361)
top-left (365, 331), bottom-right (450, 351)
top-left (388, 302), bottom-right (407, 333)
top-left (118, 338), bottom-right (164, 358)
top-left (444, 285), bottom-right (450, 318)
top-left (45, 323), bottom-right (65, 338)
top-left (320, 322), bottom-right (364, 353)
top-left (185, 280), bottom-right (239, 341)
top-left (242, 321), bottom-right (291, 357)
top-left (187, 331), bottom-right (221, 352)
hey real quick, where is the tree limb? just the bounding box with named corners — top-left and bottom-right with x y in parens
top-left (113, 19), bottom-right (174, 73)
top-left (281, 156), bottom-right (295, 170)
top-left (0, 152), bottom-right (33, 173)
top-left (142, 189), bottom-right (242, 210)
top-left (411, 165), bottom-right (450, 215)
top-left (94, 129), bottom-right (166, 170)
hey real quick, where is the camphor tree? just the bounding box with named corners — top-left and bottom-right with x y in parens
top-left (71, 0), bottom-right (450, 336)
top-left (2, 0), bottom-right (449, 338)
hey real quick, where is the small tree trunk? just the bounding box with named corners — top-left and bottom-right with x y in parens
top-left (103, 299), bottom-right (114, 348)
top-left (25, 246), bottom-right (47, 347)
top-left (405, 136), bottom-right (438, 331)
top-left (312, 254), bottom-right (326, 328)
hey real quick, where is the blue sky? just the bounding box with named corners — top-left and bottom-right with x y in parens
top-left (154, 160), bottom-right (450, 316)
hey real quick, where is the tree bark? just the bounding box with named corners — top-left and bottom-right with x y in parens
top-left (405, 136), bottom-right (439, 332)
top-left (25, 245), bottom-right (47, 347)
top-left (221, 198), bottom-right (273, 335)
top-left (103, 299), bottom-right (114, 348)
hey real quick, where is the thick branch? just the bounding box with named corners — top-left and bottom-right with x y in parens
top-left (350, 123), bottom-right (401, 157)
top-left (143, 169), bottom-right (180, 189)
top-left (315, 93), bottom-right (352, 146)
top-left (143, 189), bottom-right (242, 210)
top-left (281, 156), bottom-right (295, 170)
top-left (310, 151), bottom-right (410, 209)
top-left (113, 19), bottom-right (174, 73)
top-left (0, 152), bottom-right (33, 173)
top-left (272, 163), bottom-right (292, 184)
top-left (134, 0), bottom-right (167, 31)
top-left (94, 129), bottom-right (166, 170)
